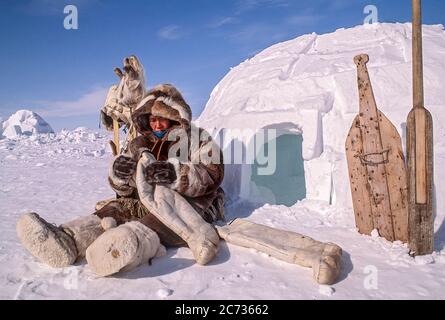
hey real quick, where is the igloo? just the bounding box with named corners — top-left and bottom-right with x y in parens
top-left (1, 110), bottom-right (54, 139)
top-left (197, 23), bottom-right (445, 208)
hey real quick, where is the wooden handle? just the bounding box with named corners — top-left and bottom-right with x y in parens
top-left (113, 119), bottom-right (120, 154)
top-left (354, 54), bottom-right (378, 116)
top-left (353, 54), bottom-right (369, 66)
top-left (412, 0), bottom-right (424, 109)
top-left (109, 140), bottom-right (118, 156)
top-left (412, 0), bottom-right (427, 203)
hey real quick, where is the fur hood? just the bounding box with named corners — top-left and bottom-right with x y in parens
top-left (131, 84), bottom-right (192, 135)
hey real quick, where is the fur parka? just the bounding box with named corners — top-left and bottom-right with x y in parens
top-left (108, 84), bottom-right (225, 223)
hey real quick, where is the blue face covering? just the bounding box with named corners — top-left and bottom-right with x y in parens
top-left (153, 130), bottom-right (168, 139)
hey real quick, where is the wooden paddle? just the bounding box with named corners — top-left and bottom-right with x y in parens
top-left (346, 54), bottom-right (408, 242)
top-left (407, 0), bottom-right (434, 255)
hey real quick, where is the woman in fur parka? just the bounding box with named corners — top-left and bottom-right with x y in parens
top-left (16, 84), bottom-right (225, 275)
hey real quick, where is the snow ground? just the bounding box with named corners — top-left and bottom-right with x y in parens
top-left (1, 129), bottom-right (444, 300)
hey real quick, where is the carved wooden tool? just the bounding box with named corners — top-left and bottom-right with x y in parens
top-left (346, 54), bottom-right (408, 242)
top-left (407, 0), bottom-right (434, 255)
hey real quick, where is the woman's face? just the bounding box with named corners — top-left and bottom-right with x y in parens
top-left (149, 115), bottom-right (171, 131)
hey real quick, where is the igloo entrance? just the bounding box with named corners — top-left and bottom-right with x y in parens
top-left (247, 132), bottom-right (306, 206)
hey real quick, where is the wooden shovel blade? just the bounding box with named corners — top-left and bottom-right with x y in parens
top-left (346, 116), bottom-right (374, 235)
top-left (346, 111), bottom-right (408, 242)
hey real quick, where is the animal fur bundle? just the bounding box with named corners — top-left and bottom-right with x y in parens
top-left (101, 55), bottom-right (146, 130)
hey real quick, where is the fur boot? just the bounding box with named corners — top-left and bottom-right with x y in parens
top-left (61, 215), bottom-right (116, 258)
top-left (86, 221), bottom-right (165, 277)
top-left (16, 213), bottom-right (114, 268)
top-left (17, 212), bottom-right (77, 268)
top-left (216, 219), bottom-right (342, 285)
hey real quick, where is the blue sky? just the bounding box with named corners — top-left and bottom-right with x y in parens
top-left (0, 0), bottom-right (444, 131)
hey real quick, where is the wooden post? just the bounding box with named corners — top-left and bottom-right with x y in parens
top-left (407, 0), bottom-right (434, 255)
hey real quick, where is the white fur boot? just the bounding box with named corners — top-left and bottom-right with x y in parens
top-left (312, 243), bottom-right (342, 285)
top-left (17, 212), bottom-right (78, 268)
top-left (16, 213), bottom-right (114, 268)
top-left (217, 219), bottom-right (342, 285)
top-left (61, 215), bottom-right (116, 258)
top-left (141, 185), bottom-right (219, 266)
top-left (85, 221), bottom-right (165, 277)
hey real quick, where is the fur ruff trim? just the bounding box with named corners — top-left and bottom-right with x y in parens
top-left (131, 84), bottom-right (192, 135)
